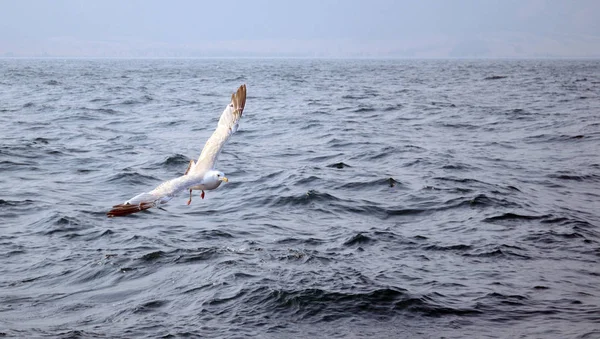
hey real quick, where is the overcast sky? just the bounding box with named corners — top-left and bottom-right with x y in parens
top-left (1, 0), bottom-right (599, 58)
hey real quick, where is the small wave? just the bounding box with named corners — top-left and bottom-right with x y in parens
top-left (351, 107), bottom-right (376, 113)
top-left (299, 122), bottom-right (322, 130)
top-left (264, 190), bottom-right (342, 208)
top-left (226, 75), bottom-right (246, 82)
top-left (276, 237), bottom-right (325, 246)
top-left (262, 287), bottom-right (411, 319)
top-left (430, 101), bottom-right (456, 108)
top-left (483, 213), bottom-right (550, 223)
top-left (465, 244), bottom-right (531, 259)
top-left (476, 292), bottom-right (529, 306)
top-left (29, 213), bottom-right (89, 237)
top-left (132, 300), bottom-right (170, 314)
top-left (338, 178), bottom-right (403, 190)
top-left (89, 98), bottom-right (108, 103)
top-left (293, 175), bottom-right (322, 186)
top-left (484, 75), bottom-right (507, 80)
top-left (462, 194), bottom-right (521, 208)
top-left (524, 230), bottom-right (588, 244)
top-left (524, 133), bottom-right (590, 143)
top-left (433, 176), bottom-right (489, 185)
top-left (252, 287), bottom-right (480, 320)
top-left (548, 173), bottom-right (600, 182)
top-left (174, 248), bottom-right (220, 264)
top-left (0, 160), bottom-right (36, 168)
top-left (383, 103), bottom-right (404, 112)
top-left (423, 244), bottom-right (472, 252)
top-left (106, 172), bottom-right (159, 185)
top-left (140, 251), bottom-right (165, 262)
top-left (32, 137), bottom-right (51, 144)
top-left (365, 149), bottom-right (397, 161)
top-left (441, 162), bottom-right (479, 171)
top-left (121, 99), bottom-right (139, 105)
top-left (343, 233), bottom-right (375, 246)
top-left (91, 107), bottom-right (120, 115)
top-left (0, 199), bottom-right (35, 206)
top-left (340, 230), bottom-right (416, 248)
top-left (100, 229), bottom-right (114, 237)
top-left (342, 204), bottom-right (424, 220)
top-left (276, 249), bottom-right (316, 262)
top-left (44, 79), bottom-right (60, 85)
top-left (160, 154), bottom-right (190, 169)
top-left (326, 162), bottom-right (351, 169)
top-left (439, 122), bottom-right (477, 129)
top-left (341, 94), bottom-right (371, 100)
top-left (326, 138), bottom-right (362, 148)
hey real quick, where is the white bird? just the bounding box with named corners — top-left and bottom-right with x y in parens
top-left (107, 84), bottom-right (247, 217)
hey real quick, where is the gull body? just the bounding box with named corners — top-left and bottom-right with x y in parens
top-left (107, 84), bottom-right (246, 217)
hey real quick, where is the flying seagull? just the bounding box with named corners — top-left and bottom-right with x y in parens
top-left (107, 84), bottom-right (247, 217)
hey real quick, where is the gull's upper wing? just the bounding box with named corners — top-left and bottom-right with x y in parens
top-left (191, 84), bottom-right (246, 174)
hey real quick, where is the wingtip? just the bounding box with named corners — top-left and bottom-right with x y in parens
top-left (106, 202), bottom-right (153, 217)
top-left (232, 84), bottom-right (246, 116)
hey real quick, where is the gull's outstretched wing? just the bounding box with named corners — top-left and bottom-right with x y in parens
top-left (190, 84), bottom-right (246, 174)
top-left (106, 174), bottom-right (193, 217)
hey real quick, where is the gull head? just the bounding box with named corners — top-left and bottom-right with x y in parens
top-left (204, 170), bottom-right (228, 189)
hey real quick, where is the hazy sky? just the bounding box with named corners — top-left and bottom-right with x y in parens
top-left (1, 0), bottom-right (599, 58)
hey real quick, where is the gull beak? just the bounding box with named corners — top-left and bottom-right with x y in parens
top-left (220, 176), bottom-right (229, 182)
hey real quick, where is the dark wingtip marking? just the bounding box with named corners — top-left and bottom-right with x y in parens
top-left (233, 84), bottom-right (246, 117)
top-left (107, 202), bottom-right (153, 217)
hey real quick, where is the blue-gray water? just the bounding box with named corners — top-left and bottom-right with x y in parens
top-left (1, 59), bottom-right (599, 338)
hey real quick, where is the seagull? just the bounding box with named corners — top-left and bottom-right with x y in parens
top-left (107, 84), bottom-right (247, 217)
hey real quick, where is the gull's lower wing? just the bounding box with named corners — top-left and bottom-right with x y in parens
top-left (106, 175), bottom-right (190, 217)
top-left (107, 191), bottom-right (158, 217)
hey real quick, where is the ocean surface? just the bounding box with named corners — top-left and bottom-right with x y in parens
top-left (0, 58), bottom-right (599, 338)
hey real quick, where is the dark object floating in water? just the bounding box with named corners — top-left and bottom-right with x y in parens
top-left (327, 162), bottom-right (351, 169)
top-left (388, 177), bottom-right (398, 187)
top-left (484, 75), bottom-right (508, 80)
top-left (33, 137), bottom-right (50, 145)
top-left (431, 102), bottom-right (456, 107)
